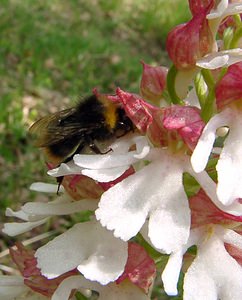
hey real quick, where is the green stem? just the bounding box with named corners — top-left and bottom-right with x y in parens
top-left (201, 88), bottom-right (215, 122)
top-left (201, 68), bottom-right (214, 90)
top-left (200, 69), bottom-right (216, 122)
top-left (166, 64), bottom-right (184, 105)
top-left (223, 27), bottom-right (234, 50)
top-left (230, 26), bottom-right (242, 49)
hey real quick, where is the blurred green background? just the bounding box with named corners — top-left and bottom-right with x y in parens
top-left (0, 0), bottom-right (190, 221)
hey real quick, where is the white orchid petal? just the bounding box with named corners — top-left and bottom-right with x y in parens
top-left (74, 136), bottom-right (149, 170)
top-left (22, 199), bottom-right (98, 216)
top-left (35, 221), bottom-right (127, 285)
top-left (148, 192), bottom-right (190, 253)
top-left (52, 275), bottom-right (100, 300)
top-left (224, 3), bottom-right (242, 16)
top-left (134, 136), bottom-right (150, 158)
top-left (47, 161), bottom-right (82, 177)
top-left (207, 2), bottom-right (242, 19)
top-left (52, 276), bottom-right (149, 300)
top-left (191, 168), bottom-right (242, 214)
top-left (5, 207), bottom-right (48, 222)
top-left (95, 162), bottom-right (157, 241)
top-left (74, 151), bottom-right (143, 170)
top-left (184, 230), bottom-right (242, 300)
top-left (82, 165), bottom-right (129, 182)
top-left (96, 174), bottom-right (147, 241)
top-left (201, 55), bottom-right (229, 69)
top-left (29, 182), bottom-right (64, 193)
top-left (216, 116), bottom-right (242, 205)
top-left (96, 152), bottom-right (191, 251)
top-left (191, 108), bottom-right (232, 173)
top-left (184, 263), bottom-right (217, 299)
top-left (5, 207), bottom-right (30, 221)
top-left (161, 250), bottom-right (183, 296)
top-left (161, 229), bottom-right (201, 296)
top-left (196, 49), bottom-right (242, 69)
top-left (2, 218), bottom-right (49, 236)
top-left (184, 85), bottom-right (202, 108)
top-left (207, 0), bottom-right (228, 18)
top-left (148, 160), bottom-right (190, 252)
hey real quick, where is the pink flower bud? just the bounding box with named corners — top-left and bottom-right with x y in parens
top-left (140, 61), bottom-right (168, 103)
top-left (166, 7), bottom-right (213, 70)
top-left (215, 62), bottom-right (242, 110)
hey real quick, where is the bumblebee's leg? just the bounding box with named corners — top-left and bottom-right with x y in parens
top-left (57, 176), bottom-right (64, 195)
top-left (55, 142), bottom-right (85, 194)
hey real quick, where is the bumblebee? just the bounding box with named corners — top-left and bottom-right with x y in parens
top-left (29, 94), bottom-right (134, 165)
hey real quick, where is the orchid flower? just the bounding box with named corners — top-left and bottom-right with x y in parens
top-left (160, 189), bottom-right (242, 298)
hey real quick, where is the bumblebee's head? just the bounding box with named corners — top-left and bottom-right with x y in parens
top-left (115, 108), bottom-right (134, 137)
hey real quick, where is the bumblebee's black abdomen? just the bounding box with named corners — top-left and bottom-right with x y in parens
top-left (48, 137), bottom-right (85, 160)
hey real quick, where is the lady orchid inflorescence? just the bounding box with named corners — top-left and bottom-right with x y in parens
top-left (2, 1), bottom-right (242, 299)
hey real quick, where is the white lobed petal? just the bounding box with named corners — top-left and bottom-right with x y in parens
top-left (5, 194), bottom-right (73, 221)
top-left (183, 228), bottom-right (242, 300)
top-left (52, 276), bottom-right (98, 300)
top-left (47, 161), bottom-right (82, 177)
top-left (190, 167), bottom-right (242, 215)
top-left (161, 229), bottom-right (202, 296)
top-left (184, 85), bottom-right (203, 108)
top-left (191, 108), bottom-right (232, 173)
top-left (35, 221), bottom-right (128, 285)
top-left (81, 165), bottom-right (130, 182)
top-left (49, 136), bottom-right (150, 181)
top-left (196, 49), bottom-right (242, 69)
top-left (2, 218), bottom-right (49, 236)
top-left (52, 275), bottom-right (149, 300)
top-left (29, 182), bottom-right (64, 193)
top-left (216, 114), bottom-right (242, 205)
top-left (206, 0), bottom-right (228, 18)
top-left (5, 207), bottom-right (30, 221)
top-left (74, 137), bottom-right (149, 170)
top-left (96, 151), bottom-right (191, 252)
top-left (148, 158), bottom-right (190, 252)
top-left (22, 199), bottom-right (98, 216)
top-left (161, 250), bottom-right (183, 296)
top-left (207, 2), bottom-right (242, 19)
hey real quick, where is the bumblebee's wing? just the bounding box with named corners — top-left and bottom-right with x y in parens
top-left (29, 108), bottom-right (101, 147)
